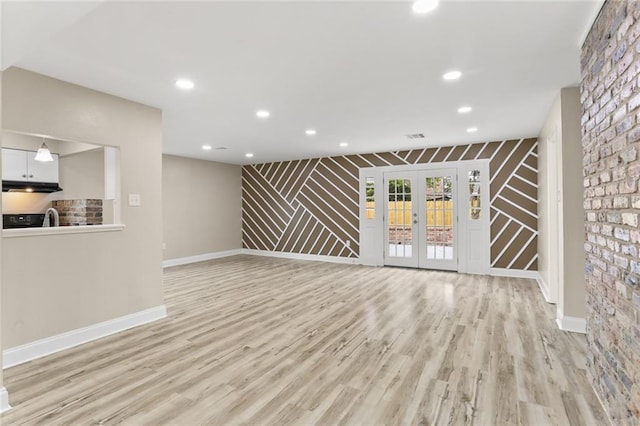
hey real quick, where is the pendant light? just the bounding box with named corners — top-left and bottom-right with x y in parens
top-left (34, 138), bottom-right (54, 162)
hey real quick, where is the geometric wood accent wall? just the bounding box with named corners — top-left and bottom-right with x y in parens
top-left (242, 138), bottom-right (538, 270)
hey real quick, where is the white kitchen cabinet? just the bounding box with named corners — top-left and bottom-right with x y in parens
top-left (27, 151), bottom-right (59, 182)
top-left (2, 149), bottom-right (28, 181)
top-left (2, 148), bottom-right (59, 183)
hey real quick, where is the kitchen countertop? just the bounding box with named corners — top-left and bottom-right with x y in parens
top-left (3, 224), bottom-right (125, 238)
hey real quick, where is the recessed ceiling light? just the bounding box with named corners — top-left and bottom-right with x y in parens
top-left (175, 79), bottom-right (195, 90)
top-left (457, 106), bottom-right (472, 114)
top-left (412, 0), bottom-right (439, 14)
top-left (202, 145), bottom-right (212, 150)
top-left (305, 129), bottom-right (317, 136)
top-left (443, 70), bottom-right (462, 81)
top-left (245, 153), bottom-right (254, 158)
top-left (339, 142), bottom-right (349, 147)
top-left (467, 127), bottom-right (478, 133)
top-left (256, 110), bottom-right (270, 118)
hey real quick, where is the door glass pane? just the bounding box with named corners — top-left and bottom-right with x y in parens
top-left (425, 176), bottom-right (454, 260)
top-left (469, 170), bottom-right (481, 220)
top-left (388, 179), bottom-right (412, 258)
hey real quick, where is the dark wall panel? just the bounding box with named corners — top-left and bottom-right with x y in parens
top-left (242, 138), bottom-right (538, 269)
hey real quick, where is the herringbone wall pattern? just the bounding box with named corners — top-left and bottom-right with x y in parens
top-left (242, 138), bottom-right (538, 270)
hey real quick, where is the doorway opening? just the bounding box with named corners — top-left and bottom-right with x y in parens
top-left (359, 161), bottom-right (489, 274)
top-left (384, 169), bottom-right (457, 270)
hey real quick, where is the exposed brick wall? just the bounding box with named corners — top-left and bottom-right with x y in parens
top-left (581, 1), bottom-right (640, 422)
top-left (52, 199), bottom-right (103, 226)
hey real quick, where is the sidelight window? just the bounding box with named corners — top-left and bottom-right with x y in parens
top-left (469, 170), bottom-right (481, 220)
top-left (365, 177), bottom-right (375, 219)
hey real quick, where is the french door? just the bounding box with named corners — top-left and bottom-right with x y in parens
top-left (384, 169), bottom-right (457, 271)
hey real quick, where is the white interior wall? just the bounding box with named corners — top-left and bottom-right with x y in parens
top-left (2, 67), bottom-right (165, 351)
top-left (559, 87), bottom-right (587, 325)
top-left (162, 154), bottom-right (242, 262)
top-left (538, 87), bottom-right (586, 332)
top-left (0, 67), bottom-right (11, 413)
top-left (538, 94), bottom-right (562, 303)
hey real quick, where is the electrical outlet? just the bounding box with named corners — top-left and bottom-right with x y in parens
top-left (162, 243), bottom-right (166, 250)
top-left (128, 194), bottom-right (141, 207)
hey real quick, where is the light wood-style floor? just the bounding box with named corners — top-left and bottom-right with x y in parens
top-left (1, 255), bottom-right (607, 425)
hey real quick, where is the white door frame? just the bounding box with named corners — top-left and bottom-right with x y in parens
top-left (417, 168), bottom-right (458, 271)
top-left (383, 170), bottom-right (420, 268)
top-left (359, 160), bottom-right (490, 274)
top-left (456, 160), bottom-right (490, 274)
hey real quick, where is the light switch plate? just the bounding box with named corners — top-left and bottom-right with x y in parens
top-left (128, 194), bottom-right (141, 207)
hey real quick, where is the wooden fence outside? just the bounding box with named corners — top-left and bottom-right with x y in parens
top-left (366, 201), bottom-right (453, 226)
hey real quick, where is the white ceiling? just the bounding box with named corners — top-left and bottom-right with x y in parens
top-left (3, 1), bottom-right (602, 165)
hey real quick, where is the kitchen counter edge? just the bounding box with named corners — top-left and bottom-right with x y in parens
top-left (3, 224), bottom-right (126, 238)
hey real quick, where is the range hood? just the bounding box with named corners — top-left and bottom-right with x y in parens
top-left (2, 180), bottom-right (63, 193)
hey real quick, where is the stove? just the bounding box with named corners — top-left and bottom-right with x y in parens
top-left (3, 214), bottom-right (46, 229)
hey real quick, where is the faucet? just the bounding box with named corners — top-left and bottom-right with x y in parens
top-left (43, 207), bottom-right (59, 227)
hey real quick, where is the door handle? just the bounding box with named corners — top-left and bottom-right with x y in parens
top-left (413, 220), bottom-right (418, 224)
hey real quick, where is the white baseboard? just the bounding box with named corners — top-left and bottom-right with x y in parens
top-left (535, 273), bottom-right (553, 304)
top-left (163, 249), bottom-right (243, 268)
top-left (489, 268), bottom-right (539, 279)
top-left (242, 249), bottom-right (358, 265)
top-left (556, 313), bottom-right (587, 334)
top-left (0, 387), bottom-right (10, 413)
top-left (3, 305), bottom-right (167, 369)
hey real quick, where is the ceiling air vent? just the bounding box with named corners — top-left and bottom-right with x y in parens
top-left (406, 133), bottom-right (425, 140)
top-left (216, 147), bottom-right (228, 150)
